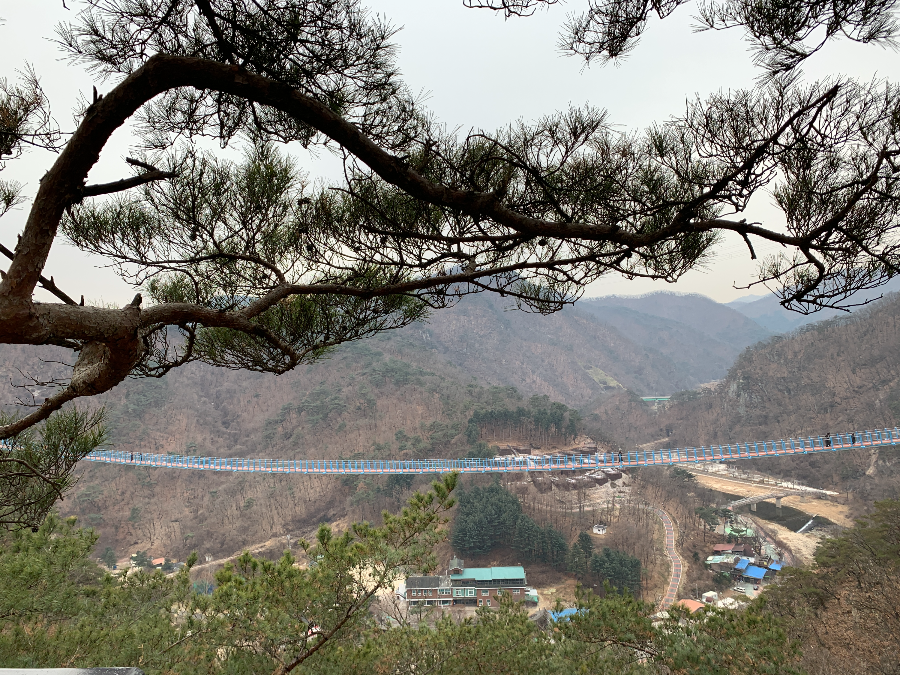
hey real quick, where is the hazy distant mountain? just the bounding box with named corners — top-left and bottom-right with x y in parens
top-left (399, 293), bottom-right (665, 403)
top-left (574, 292), bottom-right (773, 387)
top-left (400, 291), bottom-right (774, 400)
top-left (725, 296), bottom-right (845, 333)
top-left (726, 277), bottom-right (900, 333)
top-left (727, 293), bottom-right (768, 304)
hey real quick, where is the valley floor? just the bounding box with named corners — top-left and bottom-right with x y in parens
top-left (691, 471), bottom-right (853, 526)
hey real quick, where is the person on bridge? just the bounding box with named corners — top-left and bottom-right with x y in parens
top-left (825, 433), bottom-right (831, 448)
top-left (851, 433), bottom-right (857, 445)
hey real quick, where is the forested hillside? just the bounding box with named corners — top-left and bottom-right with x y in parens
top-left (4, 289), bottom-right (897, 560)
top-left (589, 293), bottom-right (900, 502)
top-left (0, 328), bottom-right (593, 563)
top-left (577, 293), bottom-right (772, 386)
top-left (728, 276), bottom-right (900, 332)
top-left (400, 292), bottom-right (741, 400)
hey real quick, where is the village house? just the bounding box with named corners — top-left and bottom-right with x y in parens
top-left (404, 557), bottom-right (535, 609)
top-left (675, 599), bottom-right (705, 613)
top-left (711, 542), bottom-right (755, 556)
top-left (705, 554), bottom-right (739, 573)
top-left (741, 565), bottom-right (768, 584)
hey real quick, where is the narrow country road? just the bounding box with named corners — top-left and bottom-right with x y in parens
top-left (652, 507), bottom-right (682, 610)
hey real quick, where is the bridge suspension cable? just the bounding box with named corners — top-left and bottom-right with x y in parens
top-left (77, 428), bottom-right (899, 475)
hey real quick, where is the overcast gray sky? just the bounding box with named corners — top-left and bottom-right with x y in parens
top-left (1, 1), bottom-right (897, 305)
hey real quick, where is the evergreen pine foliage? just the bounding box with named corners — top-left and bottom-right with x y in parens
top-left (466, 395), bottom-right (582, 445)
top-left (589, 547), bottom-right (642, 595)
top-left (451, 482), bottom-right (568, 567)
top-left (451, 482), bottom-right (522, 556)
top-left (567, 531), bottom-right (595, 577)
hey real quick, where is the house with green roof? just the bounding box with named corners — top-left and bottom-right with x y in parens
top-left (404, 557), bottom-right (533, 609)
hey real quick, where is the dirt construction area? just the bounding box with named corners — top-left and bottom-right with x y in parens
top-left (747, 517), bottom-right (823, 565)
top-left (692, 472), bottom-right (854, 527)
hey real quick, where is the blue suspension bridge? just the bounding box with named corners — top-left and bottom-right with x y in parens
top-left (81, 428), bottom-right (899, 475)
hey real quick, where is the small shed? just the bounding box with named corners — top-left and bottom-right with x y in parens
top-left (702, 591), bottom-right (719, 604)
top-left (592, 523), bottom-right (608, 535)
top-left (151, 557), bottom-right (165, 567)
top-left (706, 554), bottom-right (738, 569)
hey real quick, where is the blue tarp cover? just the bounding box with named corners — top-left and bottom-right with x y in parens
top-left (550, 608), bottom-right (581, 622)
top-left (734, 559), bottom-right (750, 570)
top-left (768, 562), bottom-right (783, 571)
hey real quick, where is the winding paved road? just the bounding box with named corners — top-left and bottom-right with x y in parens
top-left (652, 507), bottom-right (683, 610)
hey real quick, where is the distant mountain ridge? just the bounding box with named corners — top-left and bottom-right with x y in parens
top-left (576, 293), bottom-right (773, 387)
top-left (395, 292), bottom-right (763, 402)
top-left (725, 277), bottom-right (900, 333)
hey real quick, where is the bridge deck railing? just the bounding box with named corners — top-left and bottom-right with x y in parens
top-left (73, 427), bottom-right (900, 475)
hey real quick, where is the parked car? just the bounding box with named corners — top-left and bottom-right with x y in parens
top-left (753, 585), bottom-right (760, 591)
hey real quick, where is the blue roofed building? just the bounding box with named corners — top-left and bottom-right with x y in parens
top-left (742, 565), bottom-right (767, 582)
top-left (729, 558), bottom-right (751, 578)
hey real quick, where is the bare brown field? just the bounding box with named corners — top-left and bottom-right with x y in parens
top-left (692, 472), bottom-right (853, 527)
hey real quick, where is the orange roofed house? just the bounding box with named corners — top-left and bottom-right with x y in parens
top-left (675, 599), bottom-right (706, 613)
